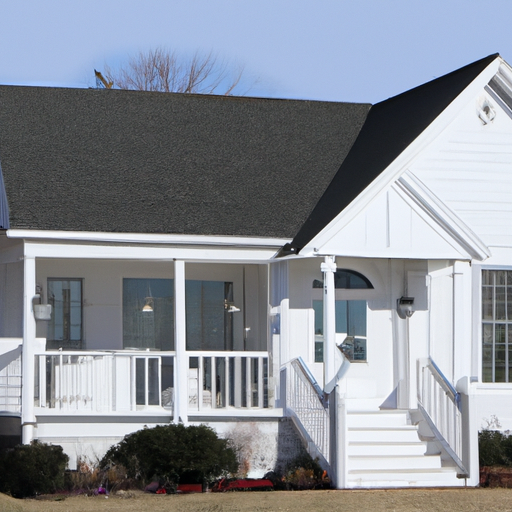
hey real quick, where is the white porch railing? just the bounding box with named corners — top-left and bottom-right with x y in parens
top-left (417, 357), bottom-right (467, 476)
top-left (0, 345), bottom-right (22, 414)
top-left (187, 352), bottom-right (269, 410)
top-left (34, 351), bottom-right (176, 413)
top-left (284, 357), bottom-right (329, 464)
top-left (34, 350), bottom-right (270, 414)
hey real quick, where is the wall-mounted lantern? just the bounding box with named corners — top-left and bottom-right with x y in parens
top-left (33, 285), bottom-right (52, 321)
top-left (397, 297), bottom-right (414, 319)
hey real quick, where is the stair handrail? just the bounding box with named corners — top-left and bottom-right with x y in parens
top-left (417, 357), bottom-right (467, 477)
top-left (284, 357), bottom-right (330, 466)
top-left (292, 357), bottom-right (327, 407)
top-left (427, 358), bottom-right (461, 411)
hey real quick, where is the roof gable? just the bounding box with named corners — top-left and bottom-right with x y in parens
top-left (302, 171), bottom-right (490, 261)
top-left (287, 54), bottom-right (500, 254)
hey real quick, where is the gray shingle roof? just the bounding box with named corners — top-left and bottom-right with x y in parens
top-left (0, 86), bottom-right (370, 239)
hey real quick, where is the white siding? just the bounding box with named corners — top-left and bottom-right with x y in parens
top-left (410, 89), bottom-right (512, 247)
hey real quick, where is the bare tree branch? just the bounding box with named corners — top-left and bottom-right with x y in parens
top-left (103, 48), bottom-right (248, 96)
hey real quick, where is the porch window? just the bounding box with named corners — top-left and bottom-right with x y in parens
top-left (47, 279), bottom-right (82, 350)
top-left (186, 281), bottom-right (234, 351)
top-left (123, 278), bottom-right (174, 350)
top-left (313, 269), bottom-right (372, 363)
top-left (482, 270), bottom-right (512, 382)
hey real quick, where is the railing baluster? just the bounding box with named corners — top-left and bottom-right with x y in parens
top-left (285, 358), bottom-right (329, 463)
top-left (417, 357), bottom-right (465, 475)
top-left (258, 357), bottom-right (264, 408)
top-left (225, 356), bottom-right (230, 407)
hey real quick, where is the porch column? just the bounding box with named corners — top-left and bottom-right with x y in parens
top-left (453, 261), bottom-right (471, 382)
top-left (22, 256), bottom-right (36, 444)
top-left (322, 256), bottom-right (337, 388)
top-left (174, 260), bottom-right (188, 424)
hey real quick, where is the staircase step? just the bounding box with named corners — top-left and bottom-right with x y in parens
top-left (349, 454), bottom-right (441, 470)
top-left (348, 441), bottom-right (426, 457)
top-left (347, 411), bottom-right (410, 428)
top-left (348, 426), bottom-right (420, 443)
top-left (347, 468), bottom-right (464, 488)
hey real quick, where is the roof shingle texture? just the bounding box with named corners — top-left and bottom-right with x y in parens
top-left (0, 87), bottom-right (370, 238)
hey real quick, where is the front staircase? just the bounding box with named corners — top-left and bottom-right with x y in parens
top-left (284, 358), bottom-right (468, 488)
top-left (346, 410), bottom-right (464, 488)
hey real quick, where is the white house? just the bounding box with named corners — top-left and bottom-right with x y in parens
top-left (0, 53), bottom-right (511, 488)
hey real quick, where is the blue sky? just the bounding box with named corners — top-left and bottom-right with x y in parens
top-left (1, 1), bottom-right (511, 103)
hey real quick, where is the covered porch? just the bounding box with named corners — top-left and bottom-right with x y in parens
top-left (0, 234), bottom-right (281, 443)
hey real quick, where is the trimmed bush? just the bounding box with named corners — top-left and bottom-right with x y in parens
top-left (100, 424), bottom-right (238, 488)
top-left (479, 429), bottom-right (512, 467)
top-left (0, 441), bottom-right (69, 498)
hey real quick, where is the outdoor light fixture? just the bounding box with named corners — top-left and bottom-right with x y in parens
top-left (33, 284), bottom-right (52, 321)
top-left (397, 297), bottom-right (415, 319)
top-left (142, 285), bottom-right (154, 312)
top-left (142, 297), bottom-right (154, 313)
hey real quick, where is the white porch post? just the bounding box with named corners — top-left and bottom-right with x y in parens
top-left (453, 261), bottom-right (471, 382)
top-left (22, 255), bottom-right (37, 444)
top-left (174, 259), bottom-right (188, 424)
top-left (322, 256), bottom-right (337, 388)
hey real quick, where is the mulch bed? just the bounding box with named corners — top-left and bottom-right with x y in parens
top-left (480, 466), bottom-right (512, 487)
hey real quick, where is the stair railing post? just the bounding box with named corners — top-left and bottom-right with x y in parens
top-left (333, 386), bottom-right (347, 489)
top-left (322, 256), bottom-right (337, 388)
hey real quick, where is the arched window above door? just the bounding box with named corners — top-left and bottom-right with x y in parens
top-left (312, 269), bottom-right (374, 290)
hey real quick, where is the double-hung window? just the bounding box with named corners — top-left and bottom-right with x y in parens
top-left (482, 269), bottom-right (512, 382)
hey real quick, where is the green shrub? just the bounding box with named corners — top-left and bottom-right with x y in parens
top-left (100, 424), bottom-right (238, 487)
top-left (479, 429), bottom-right (512, 467)
top-left (0, 441), bottom-right (69, 498)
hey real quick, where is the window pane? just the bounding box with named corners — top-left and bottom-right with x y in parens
top-left (315, 341), bottom-right (323, 363)
top-left (482, 286), bottom-right (493, 320)
top-left (123, 279), bottom-right (174, 350)
top-left (47, 279), bottom-right (82, 349)
top-left (69, 281), bottom-right (82, 341)
top-left (186, 280), bottom-right (232, 351)
top-left (348, 301), bottom-right (367, 337)
top-left (313, 300), bottom-right (323, 336)
top-left (335, 300), bottom-right (348, 334)
top-left (482, 323), bottom-right (493, 345)
top-left (136, 359), bottom-right (145, 405)
top-left (313, 299), bottom-right (367, 362)
top-left (482, 270), bottom-right (493, 286)
top-left (334, 269), bottom-right (373, 289)
top-left (496, 324), bottom-right (506, 343)
top-left (148, 358), bottom-right (159, 406)
top-left (48, 281), bottom-right (64, 341)
top-left (496, 287), bottom-right (506, 320)
top-left (353, 338), bottom-right (367, 361)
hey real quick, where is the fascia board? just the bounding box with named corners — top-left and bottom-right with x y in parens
top-left (7, 229), bottom-right (289, 249)
top-left (300, 57), bottom-right (502, 258)
top-left (394, 172), bottom-right (491, 261)
top-left (23, 241), bottom-right (279, 263)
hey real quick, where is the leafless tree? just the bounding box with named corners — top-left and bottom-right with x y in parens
top-left (103, 48), bottom-right (246, 95)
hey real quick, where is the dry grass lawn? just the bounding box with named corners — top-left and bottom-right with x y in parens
top-left (2, 488), bottom-right (512, 512)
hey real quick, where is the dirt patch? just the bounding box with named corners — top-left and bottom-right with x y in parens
top-left (4, 488), bottom-right (512, 512)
